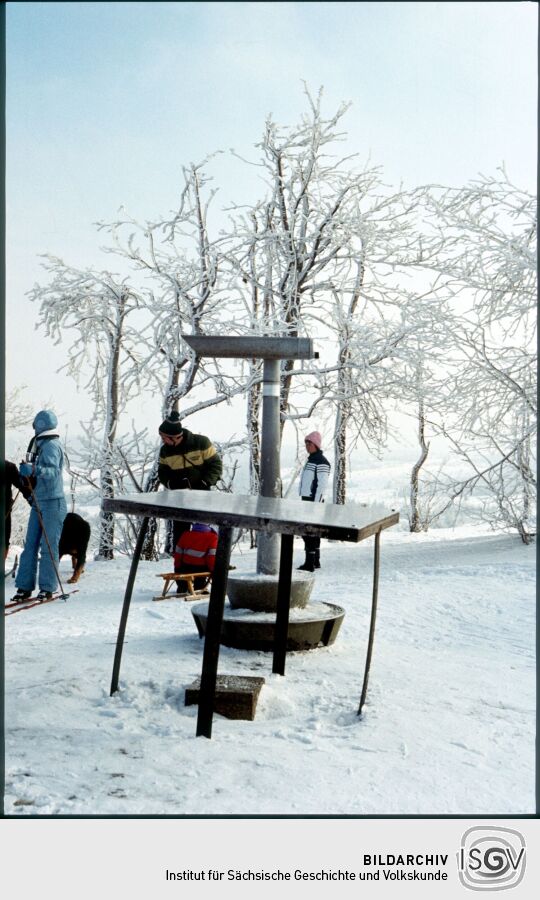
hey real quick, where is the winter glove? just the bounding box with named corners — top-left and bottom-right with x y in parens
top-left (20, 468), bottom-right (37, 493)
top-left (19, 462), bottom-right (34, 478)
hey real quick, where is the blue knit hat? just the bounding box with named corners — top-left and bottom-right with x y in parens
top-left (33, 409), bottom-right (58, 435)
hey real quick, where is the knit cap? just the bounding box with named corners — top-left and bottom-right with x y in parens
top-left (159, 411), bottom-right (183, 436)
top-left (304, 431), bottom-right (322, 449)
top-left (33, 409), bottom-right (58, 435)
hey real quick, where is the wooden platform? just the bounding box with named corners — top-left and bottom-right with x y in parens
top-left (185, 674), bottom-right (265, 721)
top-left (153, 571), bottom-right (211, 601)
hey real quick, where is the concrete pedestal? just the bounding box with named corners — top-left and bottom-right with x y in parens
top-left (191, 600), bottom-right (345, 652)
top-left (226, 570), bottom-right (315, 612)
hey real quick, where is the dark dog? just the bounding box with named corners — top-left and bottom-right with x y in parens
top-left (59, 512), bottom-right (91, 583)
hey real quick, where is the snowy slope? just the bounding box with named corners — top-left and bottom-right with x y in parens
top-left (4, 526), bottom-right (535, 815)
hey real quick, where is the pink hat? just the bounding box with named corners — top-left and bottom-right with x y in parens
top-left (304, 431), bottom-right (322, 449)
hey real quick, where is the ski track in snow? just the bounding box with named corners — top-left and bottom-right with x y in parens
top-left (4, 526), bottom-right (535, 816)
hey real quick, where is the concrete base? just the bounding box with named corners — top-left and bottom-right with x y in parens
top-left (191, 600), bottom-right (345, 652)
top-left (185, 675), bottom-right (265, 720)
top-left (226, 570), bottom-right (315, 612)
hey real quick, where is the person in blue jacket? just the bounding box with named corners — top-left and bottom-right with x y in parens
top-left (12, 410), bottom-right (67, 601)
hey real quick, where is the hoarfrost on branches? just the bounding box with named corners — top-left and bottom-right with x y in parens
top-left (26, 91), bottom-right (536, 550)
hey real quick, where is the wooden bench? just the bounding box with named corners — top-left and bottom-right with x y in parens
top-left (154, 572), bottom-right (212, 601)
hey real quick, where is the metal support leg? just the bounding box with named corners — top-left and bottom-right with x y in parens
top-left (256, 358), bottom-right (282, 575)
top-left (272, 533), bottom-right (294, 676)
top-left (110, 516), bottom-right (149, 695)
top-left (196, 525), bottom-right (234, 738)
top-left (358, 529), bottom-right (381, 716)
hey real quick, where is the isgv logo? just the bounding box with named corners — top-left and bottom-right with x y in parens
top-left (458, 827), bottom-right (526, 891)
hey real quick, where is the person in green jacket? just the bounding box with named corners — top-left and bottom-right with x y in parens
top-left (157, 411), bottom-right (222, 551)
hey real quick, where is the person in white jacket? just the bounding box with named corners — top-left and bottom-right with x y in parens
top-left (297, 430), bottom-right (331, 572)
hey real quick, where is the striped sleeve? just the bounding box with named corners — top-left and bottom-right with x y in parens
top-left (313, 461), bottom-right (330, 502)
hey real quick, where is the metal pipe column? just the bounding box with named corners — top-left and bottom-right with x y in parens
top-left (357, 529), bottom-right (381, 716)
top-left (272, 533), bottom-right (294, 675)
top-left (110, 516), bottom-right (149, 695)
top-left (196, 525), bottom-right (234, 738)
top-left (256, 358), bottom-right (281, 575)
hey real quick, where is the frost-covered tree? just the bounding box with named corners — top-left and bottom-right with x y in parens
top-left (226, 87), bottom-right (422, 497)
top-left (425, 326), bottom-right (536, 541)
top-left (256, 88), bottom-right (367, 419)
top-left (414, 169), bottom-right (537, 541)
top-left (300, 188), bottom-right (424, 505)
top-left (99, 160), bottom-right (234, 415)
top-left (309, 285), bottom-right (413, 505)
top-left (98, 160), bottom-right (251, 555)
top-left (28, 259), bottom-right (146, 558)
top-left (5, 386), bottom-right (33, 431)
top-left (379, 287), bottom-right (454, 532)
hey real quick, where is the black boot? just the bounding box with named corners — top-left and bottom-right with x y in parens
top-left (313, 550), bottom-right (320, 569)
top-left (297, 552), bottom-right (316, 572)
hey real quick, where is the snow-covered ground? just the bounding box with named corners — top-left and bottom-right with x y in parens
top-left (4, 524), bottom-right (535, 815)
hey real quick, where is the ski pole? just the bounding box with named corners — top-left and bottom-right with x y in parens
top-left (4, 553), bottom-right (19, 578)
top-left (24, 477), bottom-right (68, 600)
top-left (5, 492), bottom-right (20, 564)
top-left (5, 490), bottom-right (20, 520)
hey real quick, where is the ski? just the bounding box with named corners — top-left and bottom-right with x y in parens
top-left (4, 588), bottom-right (79, 616)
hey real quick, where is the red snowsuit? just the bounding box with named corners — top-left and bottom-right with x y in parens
top-left (173, 526), bottom-right (218, 591)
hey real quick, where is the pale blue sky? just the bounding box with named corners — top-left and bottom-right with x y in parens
top-left (6, 1), bottom-right (538, 435)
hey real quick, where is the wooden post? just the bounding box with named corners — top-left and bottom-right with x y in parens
top-left (272, 533), bottom-right (294, 675)
top-left (110, 516), bottom-right (149, 695)
top-left (358, 529), bottom-right (381, 715)
top-left (196, 525), bottom-right (234, 738)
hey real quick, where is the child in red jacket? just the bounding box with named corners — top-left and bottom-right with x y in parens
top-left (173, 523), bottom-right (218, 593)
